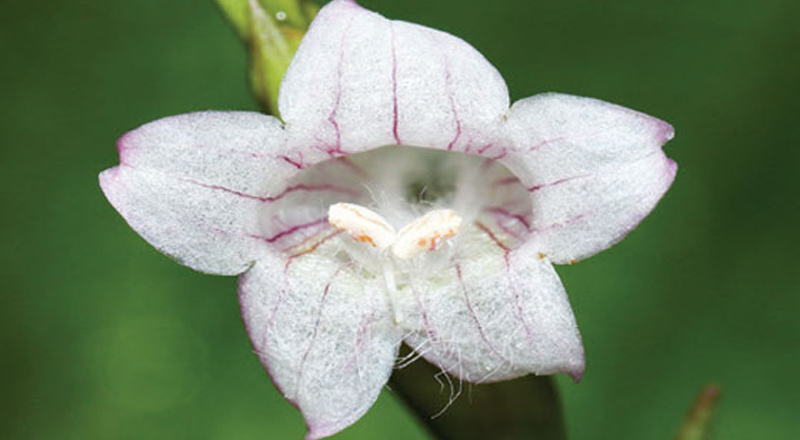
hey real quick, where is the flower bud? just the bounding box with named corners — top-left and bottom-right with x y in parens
top-left (215, 0), bottom-right (318, 114)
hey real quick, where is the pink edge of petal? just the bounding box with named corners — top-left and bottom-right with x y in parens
top-left (323, 0), bottom-right (367, 22)
top-left (115, 130), bottom-right (138, 166)
top-left (99, 164), bottom-right (253, 275)
top-left (560, 152), bottom-right (678, 266)
top-left (563, 357), bottom-right (586, 383)
top-left (617, 153), bottom-right (679, 242)
top-left (597, 98), bottom-right (675, 148)
top-left (657, 119), bottom-right (676, 144)
top-left (303, 396), bottom-right (380, 440)
top-left (564, 93), bottom-right (677, 150)
top-left (306, 423), bottom-right (347, 440)
top-left (238, 269), bottom-right (358, 440)
top-left (98, 166), bottom-right (120, 187)
top-left (593, 95), bottom-right (676, 146)
top-left (659, 156), bottom-right (679, 203)
top-left (98, 168), bottom-right (124, 230)
top-left (98, 166), bottom-right (126, 215)
top-left (236, 270), bottom-right (303, 411)
top-left (334, 0), bottom-right (360, 9)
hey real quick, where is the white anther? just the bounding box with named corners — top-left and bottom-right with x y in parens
top-left (391, 209), bottom-right (462, 259)
top-left (328, 204), bottom-right (463, 259)
top-left (328, 203), bottom-right (396, 249)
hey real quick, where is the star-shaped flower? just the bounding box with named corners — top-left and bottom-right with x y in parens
top-left (99, 0), bottom-right (676, 438)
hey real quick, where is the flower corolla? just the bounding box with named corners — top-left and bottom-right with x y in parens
top-left (99, 0), bottom-right (676, 438)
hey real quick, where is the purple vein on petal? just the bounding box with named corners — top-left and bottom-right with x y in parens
top-left (530, 213), bottom-right (588, 243)
top-left (390, 23), bottom-right (401, 145)
top-left (284, 230), bottom-right (342, 270)
top-left (483, 206), bottom-right (531, 230)
top-left (527, 136), bottom-right (567, 152)
top-left (183, 179), bottom-right (359, 202)
top-left (490, 149), bottom-right (507, 161)
top-left (454, 264), bottom-right (510, 368)
top-left (501, 249), bottom-right (538, 349)
top-left (491, 175), bottom-right (520, 187)
top-left (410, 282), bottom-right (439, 345)
top-left (474, 221), bottom-right (511, 256)
top-left (527, 175), bottom-right (589, 192)
top-left (323, 13), bottom-right (357, 158)
top-left (250, 217), bottom-right (329, 244)
top-left (237, 268), bottom-right (297, 408)
top-left (280, 153), bottom-right (307, 169)
top-left (526, 130), bottom-right (604, 152)
top-left (477, 143), bottom-right (497, 156)
top-left (492, 220), bottom-right (525, 241)
top-left (440, 47), bottom-right (462, 151)
top-left (294, 265), bottom-right (346, 395)
top-left (473, 222), bottom-right (538, 365)
top-left (349, 311), bottom-right (380, 376)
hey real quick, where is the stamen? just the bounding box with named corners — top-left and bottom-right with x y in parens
top-left (392, 209), bottom-right (462, 259)
top-left (328, 203), bottom-right (463, 260)
top-left (327, 203), bottom-right (396, 249)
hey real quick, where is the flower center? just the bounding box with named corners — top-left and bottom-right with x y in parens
top-left (257, 146), bottom-right (533, 280)
top-left (328, 202), bottom-right (463, 260)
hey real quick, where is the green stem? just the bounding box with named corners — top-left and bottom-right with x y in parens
top-left (675, 384), bottom-right (722, 440)
top-left (389, 344), bottom-right (567, 440)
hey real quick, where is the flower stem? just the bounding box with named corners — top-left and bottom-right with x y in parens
top-left (674, 384), bottom-right (722, 440)
top-left (389, 344), bottom-right (567, 440)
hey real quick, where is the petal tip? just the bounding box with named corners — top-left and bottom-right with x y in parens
top-left (304, 425), bottom-right (336, 440)
top-left (561, 358), bottom-right (586, 383)
top-left (98, 166), bottom-right (120, 186)
top-left (656, 119), bottom-right (675, 144)
top-left (566, 364), bottom-right (585, 383)
top-left (115, 130), bottom-right (136, 164)
top-left (98, 166), bottom-right (123, 208)
top-left (302, 412), bottom-right (362, 440)
top-left (325, 0), bottom-right (363, 14)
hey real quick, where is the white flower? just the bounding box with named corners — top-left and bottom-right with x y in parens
top-left (99, 0), bottom-right (676, 438)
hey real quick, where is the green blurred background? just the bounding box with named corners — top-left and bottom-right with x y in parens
top-left (2, 0), bottom-right (798, 438)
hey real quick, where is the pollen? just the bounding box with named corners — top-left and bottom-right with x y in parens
top-left (392, 209), bottom-right (462, 259)
top-left (358, 235), bottom-right (376, 246)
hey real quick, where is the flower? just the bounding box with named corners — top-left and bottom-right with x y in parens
top-left (99, 0), bottom-right (676, 438)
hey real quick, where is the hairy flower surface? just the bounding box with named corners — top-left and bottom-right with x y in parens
top-left (99, 0), bottom-right (676, 438)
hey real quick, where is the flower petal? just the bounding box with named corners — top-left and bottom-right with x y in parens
top-left (239, 252), bottom-right (402, 439)
top-left (394, 224), bottom-right (584, 383)
top-left (503, 93), bottom-right (677, 264)
top-left (99, 111), bottom-right (294, 275)
top-left (279, 0), bottom-right (508, 162)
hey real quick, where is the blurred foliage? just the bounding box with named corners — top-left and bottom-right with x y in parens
top-left (1, 0), bottom-right (799, 440)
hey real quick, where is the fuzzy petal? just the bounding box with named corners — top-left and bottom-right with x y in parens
top-left (395, 224), bottom-right (584, 383)
top-left (239, 252), bottom-right (402, 439)
top-left (503, 93), bottom-right (677, 264)
top-left (279, 0), bottom-right (508, 162)
top-left (99, 111), bottom-right (294, 275)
